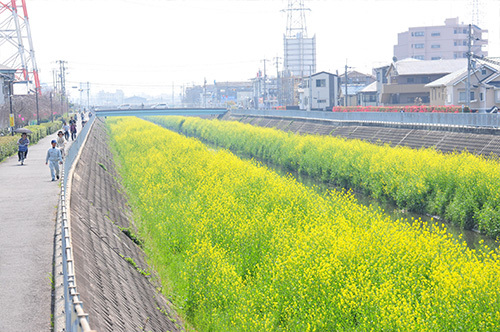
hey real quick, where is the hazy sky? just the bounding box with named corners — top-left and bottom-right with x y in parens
top-left (24, 0), bottom-right (500, 98)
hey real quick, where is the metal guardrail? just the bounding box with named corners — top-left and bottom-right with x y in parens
top-left (54, 115), bottom-right (96, 332)
top-left (230, 110), bottom-right (500, 129)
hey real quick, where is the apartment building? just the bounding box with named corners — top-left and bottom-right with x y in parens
top-left (394, 18), bottom-right (488, 61)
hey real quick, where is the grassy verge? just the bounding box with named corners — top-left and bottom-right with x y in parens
top-left (0, 121), bottom-right (62, 162)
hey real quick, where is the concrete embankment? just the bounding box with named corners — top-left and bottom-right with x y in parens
top-left (68, 118), bottom-right (183, 332)
top-left (223, 112), bottom-right (500, 157)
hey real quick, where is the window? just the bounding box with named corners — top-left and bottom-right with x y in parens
top-left (463, 40), bottom-right (467, 46)
top-left (412, 55), bottom-right (424, 60)
top-left (496, 90), bottom-right (500, 103)
top-left (459, 91), bottom-right (466, 102)
top-left (431, 56), bottom-right (442, 60)
top-left (414, 43), bottom-right (424, 49)
top-left (481, 68), bottom-right (487, 75)
top-left (431, 44), bottom-right (440, 49)
top-left (459, 91), bottom-right (475, 102)
top-left (431, 32), bottom-right (441, 37)
top-left (317, 99), bottom-right (326, 104)
top-left (413, 31), bottom-right (425, 37)
top-left (407, 77), bottom-right (415, 83)
top-left (315, 79), bottom-right (326, 87)
top-left (480, 92), bottom-right (484, 101)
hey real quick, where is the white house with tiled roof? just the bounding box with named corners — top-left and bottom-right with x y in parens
top-left (426, 59), bottom-right (500, 111)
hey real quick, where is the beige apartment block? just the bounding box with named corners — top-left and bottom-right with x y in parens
top-left (394, 18), bottom-right (487, 61)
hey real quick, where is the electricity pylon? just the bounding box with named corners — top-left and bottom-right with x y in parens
top-left (0, 0), bottom-right (40, 94)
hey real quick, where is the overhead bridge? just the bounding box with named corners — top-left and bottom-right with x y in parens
top-left (95, 107), bottom-right (227, 117)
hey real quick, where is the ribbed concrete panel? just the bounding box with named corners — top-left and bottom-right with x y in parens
top-left (70, 119), bottom-right (183, 332)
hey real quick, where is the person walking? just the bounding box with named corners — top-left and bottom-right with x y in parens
top-left (70, 122), bottom-right (77, 141)
top-left (45, 140), bottom-right (63, 181)
top-left (62, 122), bottom-right (70, 140)
top-left (56, 130), bottom-right (66, 159)
top-left (17, 132), bottom-right (29, 164)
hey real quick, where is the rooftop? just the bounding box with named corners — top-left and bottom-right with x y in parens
top-left (390, 58), bottom-right (468, 76)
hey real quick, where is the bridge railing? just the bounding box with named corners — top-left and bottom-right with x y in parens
top-left (54, 115), bottom-right (96, 332)
top-left (95, 107), bottom-right (227, 117)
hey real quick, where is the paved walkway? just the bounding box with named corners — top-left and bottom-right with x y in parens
top-left (0, 127), bottom-right (74, 331)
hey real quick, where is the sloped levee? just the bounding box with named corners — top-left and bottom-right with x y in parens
top-left (69, 118), bottom-right (183, 332)
top-left (224, 113), bottom-right (500, 157)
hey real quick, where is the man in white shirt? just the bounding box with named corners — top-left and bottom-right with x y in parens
top-left (45, 140), bottom-right (63, 181)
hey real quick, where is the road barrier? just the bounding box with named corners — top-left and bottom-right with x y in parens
top-left (230, 109), bottom-right (500, 129)
top-left (54, 114), bottom-right (96, 332)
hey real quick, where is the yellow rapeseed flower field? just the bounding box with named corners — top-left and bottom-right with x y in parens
top-left (149, 115), bottom-right (500, 237)
top-left (108, 117), bottom-right (500, 332)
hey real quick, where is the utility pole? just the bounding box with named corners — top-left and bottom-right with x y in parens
top-left (86, 81), bottom-right (90, 110)
top-left (466, 24), bottom-right (472, 111)
top-left (274, 56), bottom-right (282, 107)
top-left (8, 78), bottom-right (14, 135)
top-left (344, 61), bottom-right (353, 107)
top-left (50, 91), bottom-right (53, 122)
top-left (203, 77), bottom-right (207, 108)
top-left (308, 65), bottom-right (312, 111)
top-left (261, 59), bottom-right (268, 109)
top-left (345, 63), bottom-right (348, 107)
top-left (57, 60), bottom-right (67, 116)
top-left (35, 83), bottom-right (39, 124)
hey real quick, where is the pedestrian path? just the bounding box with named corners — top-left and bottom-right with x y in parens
top-left (0, 124), bottom-right (78, 332)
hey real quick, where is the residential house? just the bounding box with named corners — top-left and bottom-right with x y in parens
top-left (357, 81), bottom-right (378, 106)
top-left (381, 58), bottom-right (467, 105)
top-left (340, 85), bottom-right (366, 107)
top-left (339, 70), bottom-right (376, 86)
top-left (426, 59), bottom-right (500, 111)
top-left (300, 71), bottom-right (340, 110)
